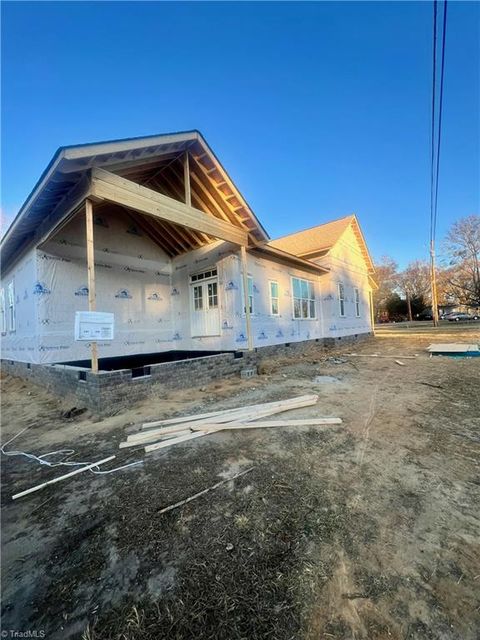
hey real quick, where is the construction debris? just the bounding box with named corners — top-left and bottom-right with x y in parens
top-left (120, 395), bottom-right (343, 454)
top-left (156, 467), bottom-right (255, 515)
top-left (427, 343), bottom-right (480, 355)
top-left (12, 455), bottom-right (116, 500)
top-left (345, 353), bottom-right (417, 359)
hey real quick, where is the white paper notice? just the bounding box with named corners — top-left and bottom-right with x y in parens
top-left (74, 311), bottom-right (114, 341)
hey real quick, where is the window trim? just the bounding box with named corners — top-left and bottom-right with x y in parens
top-left (0, 288), bottom-right (5, 334)
top-left (269, 280), bottom-right (279, 316)
top-left (291, 276), bottom-right (316, 320)
top-left (354, 287), bottom-right (361, 317)
top-left (190, 267), bottom-right (218, 283)
top-left (338, 282), bottom-right (346, 317)
top-left (7, 281), bottom-right (16, 332)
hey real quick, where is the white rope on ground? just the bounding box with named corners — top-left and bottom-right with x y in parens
top-left (1, 425), bottom-right (142, 475)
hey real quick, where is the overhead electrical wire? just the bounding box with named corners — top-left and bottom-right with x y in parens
top-left (429, 0), bottom-right (448, 327)
top-left (433, 0), bottom-right (448, 242)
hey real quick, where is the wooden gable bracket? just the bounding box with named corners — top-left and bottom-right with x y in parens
top-left (90, 167), bottom-right (248, 246)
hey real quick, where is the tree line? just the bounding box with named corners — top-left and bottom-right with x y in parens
top-left (373, 215), bottom-right (480, 321)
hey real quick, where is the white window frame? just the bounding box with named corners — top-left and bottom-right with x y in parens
top-left (0, 288), bottom-right (5, 334)
top-left (354, 287), bottom-right (361, 317)
top-left (338, 282), bottom-right (346, 317)
top-left (7, 281), bottom-right (16, 332)
top-left (245, 276), bottom-right (254, 315)
top-left (292, 277), bottom-right (316, 319)
top-left (269, 280), bottom-right (279, 316)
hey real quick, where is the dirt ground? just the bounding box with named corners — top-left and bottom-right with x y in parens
top-left (1, 323), bottom-right (479, 640)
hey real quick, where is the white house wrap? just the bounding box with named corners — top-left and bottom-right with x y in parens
top-left (1, 130), bottom-right (376, 367)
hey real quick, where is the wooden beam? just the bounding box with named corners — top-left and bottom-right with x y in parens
top-left (167, 162), bottom-right (233, 230)
top-left (150, 168), bottom-right (210, 245)
top-left (85, 199), bottom-right (98, 373)
top-left (184, 151), bottom-right (191, 207)
top-left (241, 246), bottom-right (254, 351)
top-left (90, 167), bottom-right (248, 246)
top-left (189, 155), bottom-right (244, 227)
top-left (12, 455), bottom-right (116, 500)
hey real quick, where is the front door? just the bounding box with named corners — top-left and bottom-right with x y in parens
top-left (190, 268), bottom-right (220, 337)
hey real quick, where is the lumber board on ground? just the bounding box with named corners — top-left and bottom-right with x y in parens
top-left (120, 429), bottom-right (192, 449)
top-left (193, 418), bottom-right (342, 432)
top-left (141, 396), bottom-right (319, 431)
top-left (139, 394), bottom-right (318, 441)
top-left (142, 408), bottom-right (228, 429)
top-left (12, 455), bottom-right (116, 500)
top-left (345, 354), bottom-right (417, 359)
top-left (145, 431), bottom-right (207, 453)
top-left (157, 467), bottom-right (254, 515)
top-left (124, 401), bottom-right (326, 449)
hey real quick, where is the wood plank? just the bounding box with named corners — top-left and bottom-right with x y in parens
top-left (12, 455), bottom-right (116, 500)
top-left (241, 246), bottom-right (254, 351)
top-left (133, 397), bottom-right (320, 445)
top-left (85, 199), bottom-right (98, 373)
top-left (119, 429), bottom-right (192, 448)
top-left (141, 395), bottom-right (319, 430)
top-left (90, 167), bottom-right (248, 245)
top-left (193, 418), bottom-right (342, 432)
top-left (142, 408), bottom-right (230, 429)
top-left (149, 168), bottom-right (210, 245)
top-left (184, 151), bottom-right (191, 207)
top-left (345, 354), bottom-right (417, 359)
top-left (157, 467), bottom-right (254, 515)
top-left (145, 431), bottom-right (207, 453)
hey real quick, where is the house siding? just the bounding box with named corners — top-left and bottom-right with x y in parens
top-left (0, 247), bottom-right (39, 362)
top-left (312, 225), bottom-right (373, 337)
top-left (1, 216), bottom-right (373, 366)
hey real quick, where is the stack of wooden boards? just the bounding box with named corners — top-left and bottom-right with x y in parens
top-left (120, 394), bottom-right (342, 453)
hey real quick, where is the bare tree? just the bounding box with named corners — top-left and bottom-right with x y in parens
top-left (372, 256), bottom-right (398, 319)
top-left (444, 215), bottom-right (480, 307)
top-left (397, 260), bottom-right (430, 320)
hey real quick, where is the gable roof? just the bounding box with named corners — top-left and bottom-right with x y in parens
top-left (268, 214), bottom-right (375, 274)
top-left (1, 130), bottom-right (269, 269)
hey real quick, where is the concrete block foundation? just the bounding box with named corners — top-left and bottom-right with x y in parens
top-left (1, 333), bottom-right (372, 415)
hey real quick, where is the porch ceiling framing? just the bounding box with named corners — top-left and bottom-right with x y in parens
top-left (90, 167), bottom-right (248, 247)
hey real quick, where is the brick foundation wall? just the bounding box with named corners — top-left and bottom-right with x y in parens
top-left (1, 333), bottom-right (372, 415)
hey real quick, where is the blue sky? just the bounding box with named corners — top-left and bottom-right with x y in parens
top-left (1, 1), bottom-right (478, 267)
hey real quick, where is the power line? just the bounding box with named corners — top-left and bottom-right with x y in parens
top-left (433, 0), bottom-right (448, 242)
top-left (429, 0), bottom-right (448, 327)
top-left (430, 0), bottom-right (437, 246)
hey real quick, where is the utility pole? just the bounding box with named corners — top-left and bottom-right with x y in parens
top-left (406, 290), bottom-right (413, 322)
top-left (430, 240), bottom-right (440, 327)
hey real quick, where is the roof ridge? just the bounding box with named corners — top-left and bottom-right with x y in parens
top-left (270, 213), bottom-right (355, 242)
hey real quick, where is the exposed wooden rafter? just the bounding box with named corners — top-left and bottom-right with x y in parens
top-left (90, 167), bottom-right (248, 246)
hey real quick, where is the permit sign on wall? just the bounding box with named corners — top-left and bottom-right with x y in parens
top-left (74, 311), bottom-right (114, 341)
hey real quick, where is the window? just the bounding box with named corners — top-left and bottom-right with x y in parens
top-left (354, 288), bottom-right (360, 317)
top-left (0, 289), bottom-right (5, 334)
top-left (269, 281), bottom-right (279, 315)
top-left (7, 281), bottom-right (15, 332)
top-left (208, 281), bottom-right (218, 308)
top-left (292, 277), bottom-right (316, 319)
top-left (245, 276), bottom-right (254, 314)
top-left (193, 285), bottom-right (203, 310)
top-left (190, 268), bottom-right (217, 283)
top-left (338, 283), bottom-right (345, 317)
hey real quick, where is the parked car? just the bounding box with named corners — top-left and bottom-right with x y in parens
top-left (417, 310), bottom-right (433, 320)
top-left (447, 312), bottom-right (478, 322)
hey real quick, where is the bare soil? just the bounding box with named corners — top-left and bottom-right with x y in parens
top-left (1, 323), bottom-right (479, 640)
